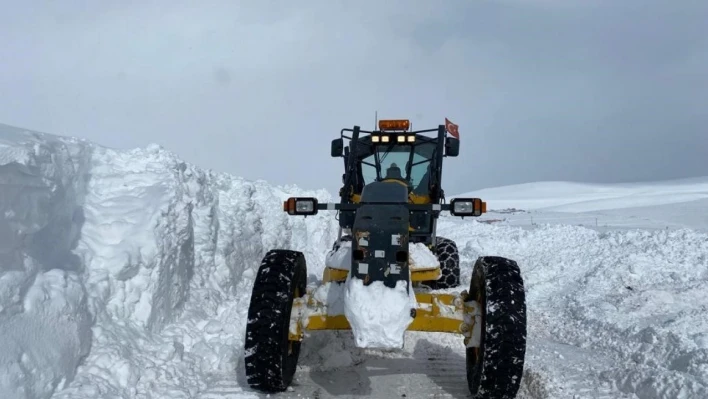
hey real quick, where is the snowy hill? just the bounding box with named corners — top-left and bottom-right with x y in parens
top-left (456, 178), bottom-right (708, 213)
top-left (455, 179), bottom-right (708, 232)
top-left (2, 123), bottom-right (708, 398)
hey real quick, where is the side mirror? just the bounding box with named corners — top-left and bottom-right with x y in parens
top-left (331, 138), bottom-right (344, 157)
top-left (445, 137), bottom-right (460, 157)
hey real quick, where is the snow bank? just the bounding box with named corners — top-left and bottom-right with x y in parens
top-left (0, 124), bottom-right (339, 399)
top-left (1, 125), bottom-right (93, 399)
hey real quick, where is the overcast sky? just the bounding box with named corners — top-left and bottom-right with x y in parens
top-left (1, 0), bottom-right (707, 195)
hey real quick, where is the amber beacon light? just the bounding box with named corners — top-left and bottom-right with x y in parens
top-left (378, 119), bottom-right (410, 131)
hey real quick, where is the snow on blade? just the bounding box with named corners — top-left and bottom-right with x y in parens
top-left (408, 242), bottom-right (439, 269)
top-left (343, 276), bottom-right (416, 349)
top-left (325, 238), bottom-right (351, 270)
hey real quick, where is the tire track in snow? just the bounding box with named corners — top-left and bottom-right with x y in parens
top-left (293, 334), bottom-right (472, 398)
top-left (291, 332), bottom-right (562, 399)
top-left (196, 372), bottom-right (258, 399)
top-left (523, 338), bottom-right (635, 399)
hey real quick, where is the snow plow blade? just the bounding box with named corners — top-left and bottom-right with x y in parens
top-left (323, 265), bottom-right (441, 283)
top-left (288, 291), bottom-right (480, 345)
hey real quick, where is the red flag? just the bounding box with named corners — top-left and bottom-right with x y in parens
top-left (445, 117), bottom-right (459, 139)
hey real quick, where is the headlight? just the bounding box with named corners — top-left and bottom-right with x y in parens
top-left (453, 200), bottom-right (473, 214)
top-left (449, 198), bottom-right (486, 217)
top-left (283, 197), bottom-right (319, 216)
top-left (296, 200), bottom-right (314, 213)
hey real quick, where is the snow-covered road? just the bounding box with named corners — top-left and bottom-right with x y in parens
top-left (2, 123), bottom-right (707, 399)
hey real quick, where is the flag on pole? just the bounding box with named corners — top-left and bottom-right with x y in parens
top-left (445, 117), bottom-right (459, 139)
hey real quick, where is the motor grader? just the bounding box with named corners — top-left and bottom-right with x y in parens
top-left (244, 119), bottom-right (527, 398)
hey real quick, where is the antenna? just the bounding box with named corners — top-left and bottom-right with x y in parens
top-left (374, 111), bottom-right (378, 130)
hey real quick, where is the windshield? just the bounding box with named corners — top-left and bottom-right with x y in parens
top-left (360, 142), bottom-right (435, 192)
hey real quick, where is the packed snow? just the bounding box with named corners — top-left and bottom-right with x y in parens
top-left (408, 242), bottom-right (440, 269)
top-left (343, 277), bottom-right (416, 349)
top-left (325, 237), bottom-right (352, 270)
top-left (2, 122), bottom-right (708, 398)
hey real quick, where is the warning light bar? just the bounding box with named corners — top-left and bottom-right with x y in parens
top-left (378, 119), bottom-right (410, 131)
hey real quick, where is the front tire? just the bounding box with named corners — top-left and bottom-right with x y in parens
top-left (466, 256), bottom-right (527, 398)
top-left (244, 250), bottom-right (307, 392)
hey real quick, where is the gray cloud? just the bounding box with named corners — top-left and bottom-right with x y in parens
top-left (1, 0), bottom-right (706, 196)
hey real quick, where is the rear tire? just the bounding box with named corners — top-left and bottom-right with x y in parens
top-left (244, 250), bottom-right (307, 392)
top-left (466, 256), bottom-right (526, 398)
top-left (424, 236), bottom-right (461, 289)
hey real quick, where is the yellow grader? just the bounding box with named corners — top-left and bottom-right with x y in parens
top-left (244, 120), bottom-right (527, 398)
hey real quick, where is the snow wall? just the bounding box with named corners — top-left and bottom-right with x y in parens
top-left (0, 124), bottom-right (339, 399)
